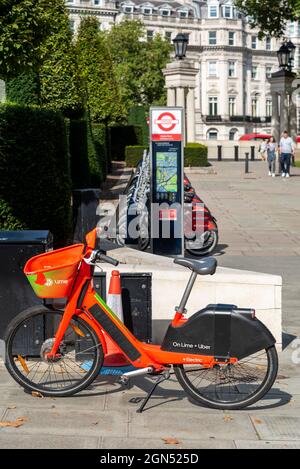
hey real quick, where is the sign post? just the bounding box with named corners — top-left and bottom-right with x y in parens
top-left (150, 107), bottom-right (184, 257)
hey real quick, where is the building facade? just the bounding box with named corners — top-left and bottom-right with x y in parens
top-left (67, 0), bottom-right (291, 141)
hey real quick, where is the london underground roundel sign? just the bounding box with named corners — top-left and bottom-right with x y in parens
top-left (151, 108), bottom-right (182, 141)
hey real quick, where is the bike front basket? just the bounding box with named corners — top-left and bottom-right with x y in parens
top-left (24, 244), bottom-right (85, 299)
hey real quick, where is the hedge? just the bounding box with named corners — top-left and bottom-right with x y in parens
top-left (0, 104), bottom-right (72, 246)
top-left (87, 123), bottom-right (107, 186)
top-left (68, 119), bottom-right (107, 189)
top-left (184, 143), bottom-right (208, 167)
top-left (109, 125), bottom-right (144, 161)
top-left (125, 146), bottom-right (147, 167)
top-left (68, 119), bottom-right (91, 189)
top-left (5, 72), bottom-right (40, 106)
top-left (128, 106), bottom-right (149, 147)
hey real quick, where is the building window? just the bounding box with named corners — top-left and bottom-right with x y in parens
top-left (252, 65), bottom-right (258, 80)
top-left (147, 30), bottom-right (153, 41)
top-left (229, 97), bottom-right (236, 116)
top-left (229, 31), bottom-right (235, 46)
top-left (165, 31), bottom-right (172, 42)
top-left (266, 37), bottom-right (271, 50)
top-left (228, 61), bottom-right (236, 77)
top-left (143, 8), bottom-right (152, 15)
top-left (178, 10), bottom-right (188, 18)
top-left (93, 0), bottom-right (101, 5)
top-left (124, 6), bottom-right (134, 13)
top-left (208, 61), bottom-right (218, 77)
top-left (251, 35), bottom-right (257, 49)
top-left (207, 129), bottom-right (218, 140)
top-left (208, 97), bottom-right (218, 116)
top-left (209, 5), bottom-right (218, 18)
top-left (209, 31), bottom-right (217, 45)
top-left (266, 98), bottom-right (272, 117)
top-left (229, 128), bottom-right (238, 140)
top-left (161, 9), bottom-right (171, 17)
top-left (251, 97), bottom-right (258, 117)
top-left (290, 22), bottom-right (295, 36)
top-left (266, 66), bottom-right (272, 79)
top-left (223, 6), bottom-right (232, 18)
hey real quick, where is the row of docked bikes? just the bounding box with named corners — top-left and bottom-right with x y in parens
top-left (115, 150), bottom-right (219, 256)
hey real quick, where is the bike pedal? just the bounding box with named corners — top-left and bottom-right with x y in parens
top-left (118, 376), bottom-right (130, 386)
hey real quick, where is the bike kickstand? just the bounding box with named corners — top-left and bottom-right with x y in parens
top-left (136, 371), bottom-right (170, 414)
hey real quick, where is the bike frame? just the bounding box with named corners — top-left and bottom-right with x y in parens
top-left (47, 230), bottom-right (236, 370)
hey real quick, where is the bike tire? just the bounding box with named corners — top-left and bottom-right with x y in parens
top-left (4, 306), bottom-right (104, 397)
top-left (185, 229), bottom-right (219, 257)
top-left (174, 346), bottom-right (278, 410)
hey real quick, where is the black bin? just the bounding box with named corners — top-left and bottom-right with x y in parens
top-left (0, 230), bottom-right (53, 340)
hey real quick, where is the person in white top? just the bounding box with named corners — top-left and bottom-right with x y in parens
top-left (279, 131), bottom-right (295, 178)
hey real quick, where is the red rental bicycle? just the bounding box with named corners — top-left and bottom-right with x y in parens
top-left (4, 229), bottom-right (278, 412)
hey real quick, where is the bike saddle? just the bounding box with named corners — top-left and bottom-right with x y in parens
top-left (174, 257), bottom-right (217, 276)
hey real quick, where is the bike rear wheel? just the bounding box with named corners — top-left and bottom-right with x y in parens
top-left (174, 346), bottom-right (278, 410)
top-left (5, 306), bottom-right (104, 397)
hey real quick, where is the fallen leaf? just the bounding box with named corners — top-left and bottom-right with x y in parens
top-left (31, 391), bottom-right (44, 399)
top-left (7, 405), bottom-right (16, 410)
top-left (0, 417), bottom-right (27, 428)
top-left (254, 418), bottom-right (263, 425)
top-left (162, 438), bottom-right (181, 445)
top-left (223, 415), bottom-right (234, 422)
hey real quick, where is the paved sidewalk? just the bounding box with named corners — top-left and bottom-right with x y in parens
top-left (0, 161), bottom-right (299, 449)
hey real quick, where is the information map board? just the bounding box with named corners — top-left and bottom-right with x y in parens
top-left (150, 108), bottom-right (184, 256)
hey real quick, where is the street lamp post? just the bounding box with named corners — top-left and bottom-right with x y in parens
top-left (172, 33), bottom-right (189, 60)
top-left (163, 33), bottom-right (197, 142)
top-left (270, 40), bottom-right (298, 143)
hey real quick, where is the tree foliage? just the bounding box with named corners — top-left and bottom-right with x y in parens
top-left (235, 0), bottom-right (298, 37)
top-left (0, 0), bottom-right (62, 80)
top-left (76, 17), bottom-right (125, 124)
top-left (106, 20), bottom-right (172, 109)
top-left (39, 0), bottom-right (83, 116)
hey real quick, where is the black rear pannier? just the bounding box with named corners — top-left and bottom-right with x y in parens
top-left (161, 304), bottom-right (276, 360)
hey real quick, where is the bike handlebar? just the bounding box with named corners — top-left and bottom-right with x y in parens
top-left (83, 250), bottom-right (119, 267)
top-left (97, 252), bottom-right (119, 266)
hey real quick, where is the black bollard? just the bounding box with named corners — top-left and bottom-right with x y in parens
top-left (250, 146), bottom-right (255, 161)
top-left (245, 152), bottom-right (249, 173)
top-left (217, 145), bottom-right (222, 161)
top-left (234, 145), bottom-right (239, 161)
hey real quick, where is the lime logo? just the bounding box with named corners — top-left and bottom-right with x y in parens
top-left (45, 278), bottom-right (53, 287)
top-left (155, 112), bottom-right (178, 132)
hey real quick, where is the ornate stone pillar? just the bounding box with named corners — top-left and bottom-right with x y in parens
top-left (167, 88), bottom-right (176, 107)
top-left (163, 60), bottom-right (198, 143)
top-left (186, 88), bottom-right (195, 142)
top-left (280, 91), bottom-right (289, 135)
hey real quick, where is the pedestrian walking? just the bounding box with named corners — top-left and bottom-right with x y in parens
top-left (258, 139), bottom-right (267, 161)
top-left (266, 137), bottom-right (277, 177)
top-left (279, 130), bottom-right (295, 178)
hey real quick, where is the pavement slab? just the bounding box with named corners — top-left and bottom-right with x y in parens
top-left (0, 433), bottom-right (100, 449)
top-left (101, 437), bottom-right (235, 449)
top-left (250, 416), bottom-right (300, 441)
top-left (128, 411), bottom-right (257, 441)
top-left (0, 408), bottom-right (128, 437)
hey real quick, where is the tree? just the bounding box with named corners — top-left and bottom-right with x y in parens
top-left (39, 0), bottom-right (84, 116)
top-left (106, 20), bottom-right (172, 109)
top-left (235, 0), bottom-right (298, 37)
top-left (141, 33), bottom-right (172, 106)
top-left (0, 0), bottom-right (59, 80)
top-left (76, 17), bottom-right (125, 124)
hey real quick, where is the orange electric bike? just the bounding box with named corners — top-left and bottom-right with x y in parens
top-left (4, 229), bottom-right (278, 412)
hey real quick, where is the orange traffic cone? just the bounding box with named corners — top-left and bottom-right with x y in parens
top-left (103, 270), bottom-right (129, 367)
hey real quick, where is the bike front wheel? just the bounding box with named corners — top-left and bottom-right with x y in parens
top-left (5, 306), bottom-right (104, 397)
top-left (174, 346), bottom-right (278, 410)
